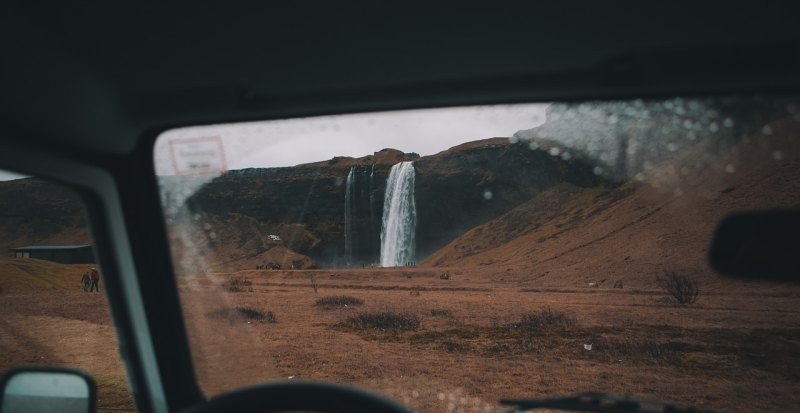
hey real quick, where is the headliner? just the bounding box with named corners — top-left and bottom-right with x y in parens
top-left (1, 2), bottom-right (799, 158)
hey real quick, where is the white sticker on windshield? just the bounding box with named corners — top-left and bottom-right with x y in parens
top-left (169, 136), bottom-right (227, 175)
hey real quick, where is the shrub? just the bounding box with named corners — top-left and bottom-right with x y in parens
top-left (430, 309), bottom-right (453, 317)
top-left (315, 295), bottom-right (363, 307)
top-left (512, 307), bottom-right (576, 330)
top-left (224, 277), bottom-right (253, 293)
top-left (346, 311), bottom-right (420, 331)
top-left (209, 306), bottom-right (276, 323)
top-left (656, 271), bottom-right (699, 305)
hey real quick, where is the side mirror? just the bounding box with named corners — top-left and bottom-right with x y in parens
top-left (0, 367), bottom-right (96, 413)
top-left (709, 210), bottom-right (800, 281)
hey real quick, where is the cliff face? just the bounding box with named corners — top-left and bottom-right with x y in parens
top-left (181, 138), bottom-right (607, 267)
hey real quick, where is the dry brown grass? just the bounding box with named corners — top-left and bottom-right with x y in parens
top-left (209, 306), bottom-right (277, 323)
top-left (344, 311), bottom-right (421, 332)
top-left (4, 264), bottom-right (800, 413)
top-left (173, 267), bottom-right (800, 413)
top-left (223, 277), bottom-right (253, 292)
top-left (315, 295), bottom-right (364, 308)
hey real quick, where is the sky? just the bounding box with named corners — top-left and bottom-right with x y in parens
top-left (153, 104), bottom-right (549, 176)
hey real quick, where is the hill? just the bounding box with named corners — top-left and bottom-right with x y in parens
top-left (0, 178), bottom-right (90, 251)
top-left (0, 257), bottom-right (92, 293)
top-left (423, 118), bottom-right (800, 289)
top-left (172, 136), bottom-right (601, 268)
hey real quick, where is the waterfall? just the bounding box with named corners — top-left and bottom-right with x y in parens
top-left (368, 164), bottom-right (375, 235)
top-left (344, 166), bottom-right (355, 265)
top-left (380, 161), bottom-right (416, 267)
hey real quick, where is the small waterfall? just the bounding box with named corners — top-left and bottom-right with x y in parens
top-left (368, 164), bottom-right (375, 235)
top-left (380, 161), bottom-right (416, 267)
top-left (344, 166), bottom-right (355, 265)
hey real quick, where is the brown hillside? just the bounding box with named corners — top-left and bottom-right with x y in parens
top-left (422, 118), bottom-right (800, 290)
top-left (0, 258), bottom-right (95, 293)
top-left (168, 213), bottom-right (316, 274)
top-left (0, 178), bottom-right (91, 251)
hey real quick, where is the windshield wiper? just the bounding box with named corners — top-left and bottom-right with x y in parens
top-left (500, 392), bottom-right (723, 413)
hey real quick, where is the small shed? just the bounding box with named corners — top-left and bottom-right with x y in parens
top-left (9, 245), bottom-right (95, 264)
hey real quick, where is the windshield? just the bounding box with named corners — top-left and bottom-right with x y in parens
top-left (154, 97), bottom-right (800, 412)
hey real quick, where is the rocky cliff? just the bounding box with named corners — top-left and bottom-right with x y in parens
top-left (178, 138), bottom-right (607, 268)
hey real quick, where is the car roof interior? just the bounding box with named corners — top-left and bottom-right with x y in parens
top-left (3, 2), bottom-right (800, 158)
top-left (1, 2), bottom-right (799, 413)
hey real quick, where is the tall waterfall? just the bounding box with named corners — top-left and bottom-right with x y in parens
top-left (369, 164), bottom-right (375, 235)
top-left (380, 161), bottom-right (416, 267)
top-left (344, 166), bottom-right (355, 265)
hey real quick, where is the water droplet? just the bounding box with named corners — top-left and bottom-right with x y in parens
top-left (762, 125), bottom-right (773, 135)
top-left (608, 114), bottom-right (619, 124)
top-left (635, 173), bottom-right (646, 181)
top-left (773, 150), bottom-right (784, 161)
top-left (725, 164), bottom-right (735, 173)
top-left (687, 131), bottom-right (697, 140)
top-left (683, 119), bottom-right (693, 129)
top-left (593, 166), bottom-right (604, 175)
top-left (560, 151), bottom-right (572, 161)
top-left (723, 117), bottom-right (734, 128)
top-left (508, 136), bottom-right (519, 144)
top-left (548, 147), bottom-right (561, 156)
top-left (203, 223), bottom-right (211, 230)
top-left (438, 393), bottom-right (446, 401)
top-left (709, 122), bottom-right (719, 133)
top-left (528, 141), bottom-right (539, 150)
top-left (412, 391), bottom-right (419, 398)
top-left (209, 231), bottom-right (217, 239)
top-left (667, 142), bottom-right (678, 152)
top-left (483, 190), bottom-right (493, 200)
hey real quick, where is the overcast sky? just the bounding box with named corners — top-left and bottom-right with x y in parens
top-left (154, 104), bottom-right (549, 176)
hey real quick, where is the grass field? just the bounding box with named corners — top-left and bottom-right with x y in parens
top-left (175, 268), bottom-right (800, 413)
top-left (0, 258), bottom-right (135, 413)
top-left (3, 258), bottom-right (799, 412)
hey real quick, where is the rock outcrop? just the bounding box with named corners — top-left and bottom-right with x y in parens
top-left (179, 138), bottom-right (607, 267)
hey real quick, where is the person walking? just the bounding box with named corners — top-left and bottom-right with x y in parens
top-left (89, 267), bottom-right (100, 292)
top-left (81, 270), bottom-right (91, 292)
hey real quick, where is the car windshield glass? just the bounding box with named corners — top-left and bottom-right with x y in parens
top-left (154, 97), bottom-right (800, 413)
